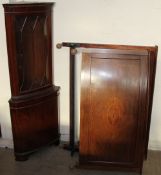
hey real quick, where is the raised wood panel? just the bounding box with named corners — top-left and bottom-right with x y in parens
top-left (80, 50), bottom-right (150, 173)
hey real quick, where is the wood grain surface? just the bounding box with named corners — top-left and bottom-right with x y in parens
top-left (79, 47), bottom-right (157, 173)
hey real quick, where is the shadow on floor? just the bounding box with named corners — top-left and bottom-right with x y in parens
top-left (0, 146), bottom-right (160, 175)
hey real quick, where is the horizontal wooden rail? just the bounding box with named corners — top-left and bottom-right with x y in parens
top-left (56, 42), bottom-right (157, 52)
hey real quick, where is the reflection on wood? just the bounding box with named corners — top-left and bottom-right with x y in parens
top-left (15, 15), bottom-right (50, 93)
top-left (79, 46), bottom-right (157, 174)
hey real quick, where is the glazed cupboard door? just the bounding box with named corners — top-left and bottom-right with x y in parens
top-left (15, 14), bottom-right (52, 93)
top-left (80, 50), bottom-right (149, 172)
top-left (4, 4), bottom-right (53, 95)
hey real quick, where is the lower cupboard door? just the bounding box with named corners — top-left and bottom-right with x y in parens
top-left (79, 51), bottom-right (148, 169)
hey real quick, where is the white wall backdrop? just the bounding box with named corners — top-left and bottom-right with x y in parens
top-left (0, 0), bottom-right (12, 139)
top-left (0, 0), bottom-right (161, 150)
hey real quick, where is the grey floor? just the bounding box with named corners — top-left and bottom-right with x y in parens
top-left (0, 145), bottom-right (160, 175)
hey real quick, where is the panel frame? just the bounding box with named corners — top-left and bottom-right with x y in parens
top-left (79, 50), bottom-right (149, 173)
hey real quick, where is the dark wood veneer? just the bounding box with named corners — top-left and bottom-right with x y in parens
top-left (3, 3), bottom-right (60, 161)
top-left (79, 45), bottom-right (157, 174)
top-left (57, 42), bottom-right (157, 174)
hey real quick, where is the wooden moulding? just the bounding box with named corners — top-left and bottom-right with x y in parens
top-left (79, 44), bottom-right (157, 174)
top-left (10, 86), bottom-right (60, 161)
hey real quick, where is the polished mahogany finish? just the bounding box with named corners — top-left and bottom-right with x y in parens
top-left (3, 3), bottom-right (60, 161)
top-left (78, 44), bottom-right (157, 174)
top-left (56, 42), bottom-right (157, 163)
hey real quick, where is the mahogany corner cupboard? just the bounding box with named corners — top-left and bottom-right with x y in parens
top-left (79, 44), bottom-right (158, 174)
top-left (3, 3), bottom-right (60, 161)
